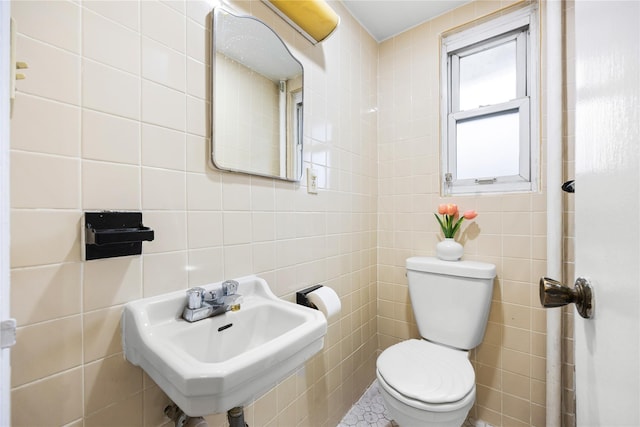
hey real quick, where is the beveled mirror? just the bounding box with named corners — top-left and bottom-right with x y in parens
top-left (211, 6), bottom-right (304, 181)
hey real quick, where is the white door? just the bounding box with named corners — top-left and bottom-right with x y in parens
top-left (574, 0), bottom-right (640, 424)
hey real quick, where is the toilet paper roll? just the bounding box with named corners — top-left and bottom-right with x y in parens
top-left (307, 286), bottom-right (341, 320)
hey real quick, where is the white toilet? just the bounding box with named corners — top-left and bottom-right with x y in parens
top-left (376, 256), bottom-right (496, 427)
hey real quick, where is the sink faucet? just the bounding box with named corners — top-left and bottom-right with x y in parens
top-left (183, 280), bottom-right (241, 323)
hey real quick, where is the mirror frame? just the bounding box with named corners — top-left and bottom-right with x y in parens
top-left (211, 6), bottom-right (304, 182)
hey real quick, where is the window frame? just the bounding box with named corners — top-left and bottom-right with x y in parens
top-left (440, 4), bottom-right (539, 195)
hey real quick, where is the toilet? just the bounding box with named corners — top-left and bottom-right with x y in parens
top-left (376, 256), bottom-right (496, 427)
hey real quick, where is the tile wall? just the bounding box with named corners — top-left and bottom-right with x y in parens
top-left (9, 0), bottom-right (378, 425)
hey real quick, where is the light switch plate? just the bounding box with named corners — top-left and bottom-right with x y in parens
top-left (307, 168), bottom-right (318, 194)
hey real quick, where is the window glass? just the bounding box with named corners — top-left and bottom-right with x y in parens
top-left (456, 110), bottom-right (520, 179)
top-left (458, 40), bottom-right (517, 111)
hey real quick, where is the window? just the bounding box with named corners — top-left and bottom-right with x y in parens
top-left (441, 4), bottom-right (539, 194)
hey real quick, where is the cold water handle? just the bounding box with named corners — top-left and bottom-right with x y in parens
top-left (540, 276), bottom-right (594, 319)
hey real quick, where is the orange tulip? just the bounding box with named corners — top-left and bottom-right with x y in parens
top-left (463, 210), bottom-right (478, 220)
top-left (445, 203), bottom-right (458, 216)
top-left (437, 204), bottom-right (448, 215)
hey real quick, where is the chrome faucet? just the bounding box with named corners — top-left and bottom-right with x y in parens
top-left (182, 280), bottom-right (241, 322)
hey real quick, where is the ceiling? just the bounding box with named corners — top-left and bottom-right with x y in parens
top-left (341, 0), bottom-right (472, 42)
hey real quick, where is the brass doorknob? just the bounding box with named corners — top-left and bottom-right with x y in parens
top-left (539, 277), bottom-right (594, 319)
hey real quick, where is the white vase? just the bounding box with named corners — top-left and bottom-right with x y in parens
top-left (436, 238), bottom-right (463, 261)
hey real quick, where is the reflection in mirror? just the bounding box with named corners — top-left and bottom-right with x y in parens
top-left (212, 7), bottom-right (304, 181)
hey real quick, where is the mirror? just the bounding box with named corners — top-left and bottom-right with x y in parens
top-left (211, 7), bottom-right (304, 181)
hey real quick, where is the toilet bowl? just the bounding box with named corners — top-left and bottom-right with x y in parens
top-left (376, 257), bottom-right (496, 426)
top-left (376, 340), bottom-right (476, 427)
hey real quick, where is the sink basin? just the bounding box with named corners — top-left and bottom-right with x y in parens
top-left (122, 276), bottom-right (327, 416)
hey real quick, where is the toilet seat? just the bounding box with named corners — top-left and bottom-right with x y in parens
top-left (376, 339), bottom-right (475, 409)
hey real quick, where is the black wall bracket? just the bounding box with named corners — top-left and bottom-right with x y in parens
top-left (296, 284), bottom-right (323, 309)
top-left (562, 180), bottom-right (575, 193)
top-left (85, 211), bottom-right (154, 260)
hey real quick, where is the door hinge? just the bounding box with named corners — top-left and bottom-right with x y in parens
top-left (1, 319), bottom-right (16, 349)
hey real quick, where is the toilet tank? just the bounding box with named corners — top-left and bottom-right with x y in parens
top-left (406, 257), bottom-right (496, 350)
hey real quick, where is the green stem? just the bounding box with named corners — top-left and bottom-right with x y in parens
top-left (450, 217), bottom-right (464, 237)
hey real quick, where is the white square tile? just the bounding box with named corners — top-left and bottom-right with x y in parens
top-left (222, 173), bottom-right (251, 211)
top-left (187, 211), bottom-right (223, 248)
top-left (186, 19), bottom-right (207, 63)
top-left (11, 368), bottom-right (83, 426)
top-left (83, 306), bottom-right (125, 363)
top-left (142, 167), bottom-right (186, 210)
top-left (142, 251), bottom-right (188, 297)
top-left (186, 58), bottom-right (207, 99)
top-left (186, 0), bottom-right (212, 27)
top-left (82, 59), bottom-right (140, 120)
top-left (223, 244), bottom-right (253, 279)
top-left (82, 160), bottom-right (141, 210)
top-left (11, 151), bottom-right (80, 209)
top-left (275, 239), bottom-right (300, 269)
top-left (250, 178), bottom-right (275, 211)
top-left (143, 211), bottom-right (187, 253)
top-left (186, 247), bottom-right (224, 286)
top-left (161, 0), bottom-right (185, 14)
top-left (295, 212), bottom-right (326, 237)
top-left (83, 0), bottom-right (140, 31)
top-left (142, 124), bottom-right (186, 170)
top-left (82, 109), bottom-right (140, 165)
top-left (12, 316), bottom-right (82, 387)
top-left (141, 80), bottom-right (186, 131)
top-left (186, 172), bottom-right (222, 210)
top-left (186, 135), bottom-right (208, 173)
top-left (142, 37), bottom-right (186, 92)
top-left (252, 212), bottom-right (275, 242)
top-left (83, 9), bottom-right (140, 74)
top-left (83, 257), bottom-right (142, 311)
top-left (223, 212), bottom-right (252, 245)
top-left (12, 0), bottom-right (80, 53)
top-left (186, 96), bottom-right (208, 137)
top-left (275, 212), bottom-right (297, 239)
top-left (274, 180), bottom-right (296, 211)
top-left (11, 210), bottom-right (81, 268)
top-left (11, 263), bottom-right (82, 326)
top-left (252, 242), bottom-right (276, 274)
top-left (11, 94), bottom-right (80, 157)
top-left (141, 0), bottom-right (185, 53)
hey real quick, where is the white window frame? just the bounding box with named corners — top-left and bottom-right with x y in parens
top-left (440, 4), bottom-right (539, 195)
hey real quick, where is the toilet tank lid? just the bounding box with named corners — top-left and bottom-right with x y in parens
top-left (406, 256), bottom-right (496, 279)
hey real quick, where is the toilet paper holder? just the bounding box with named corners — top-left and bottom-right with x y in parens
top-left (296, 284), bottom-right (323, 309)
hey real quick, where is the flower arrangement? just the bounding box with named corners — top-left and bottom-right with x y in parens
top-left (434, 203), bottom-right (478, 239)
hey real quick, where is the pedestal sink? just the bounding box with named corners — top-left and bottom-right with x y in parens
top-left (122, 276), bottom-right (327, 416)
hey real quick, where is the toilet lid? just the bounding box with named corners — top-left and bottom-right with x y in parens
top-left (376, 339), bottom-right (475, 404)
